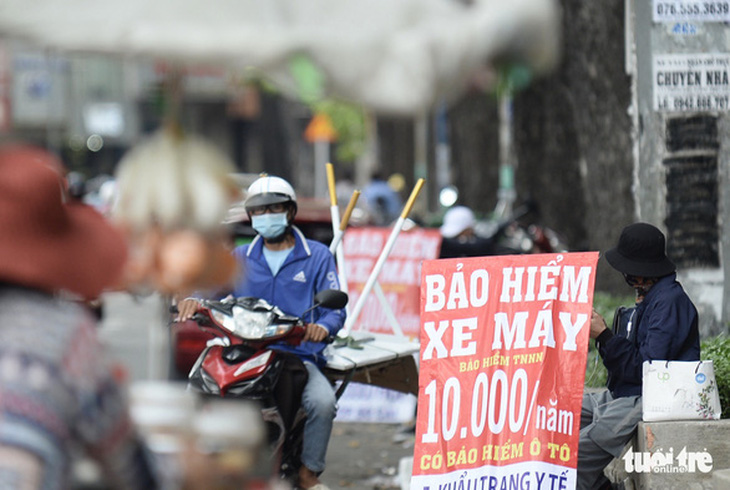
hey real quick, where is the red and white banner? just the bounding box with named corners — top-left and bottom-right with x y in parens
top-left (343, 226), bottom-right (442, 338)
top-left (412, 252), bottom-right (598, 489)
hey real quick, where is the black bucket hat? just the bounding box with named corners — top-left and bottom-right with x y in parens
top-left (604, 222), bottom-right (676, 277)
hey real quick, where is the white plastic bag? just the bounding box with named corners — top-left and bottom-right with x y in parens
top-left (642, 360), bottom-right (722, 421)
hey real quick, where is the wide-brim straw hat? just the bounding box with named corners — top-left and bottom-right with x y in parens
top-left (0, 144), bottom-right (127, 299)
top-left (604, 222), bottom-right (676, 277)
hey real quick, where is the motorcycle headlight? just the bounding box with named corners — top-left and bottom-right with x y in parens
top-left (210, 307), bottom-right (294, 340)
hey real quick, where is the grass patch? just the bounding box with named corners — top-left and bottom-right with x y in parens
top-left (701, 335), bottom-right (730, 419)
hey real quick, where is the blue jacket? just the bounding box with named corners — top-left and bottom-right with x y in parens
top-left (232, 226), bottom-right (346, 366)
top-left (596, 273), bottom-right (700, 398)
top-left (362, 180), bottom-right (402, 224)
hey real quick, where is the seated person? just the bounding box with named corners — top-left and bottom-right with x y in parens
top-left (578, 222), bottom-right (700, 489)
top-left (438, 206), bottom-right (495, 258)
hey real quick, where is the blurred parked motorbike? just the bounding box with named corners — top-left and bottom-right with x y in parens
top-left (474, 200), bottom-right (569, 255)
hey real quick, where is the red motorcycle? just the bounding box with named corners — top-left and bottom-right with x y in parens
top-left (171, 289), bottom-right (348, 484)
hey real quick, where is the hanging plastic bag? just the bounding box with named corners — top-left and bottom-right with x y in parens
top-left (642, 360), bottom-right (722, 421)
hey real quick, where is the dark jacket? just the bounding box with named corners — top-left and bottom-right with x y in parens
top-left (438, 235), bottom-right (496, 259)
top-left (596, 273), bottom-right (700, 398)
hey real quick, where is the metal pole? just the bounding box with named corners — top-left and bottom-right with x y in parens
top-left (494, 91), bottom-right (516, 219)
top-left (315, 141), bottom-right (330, 199)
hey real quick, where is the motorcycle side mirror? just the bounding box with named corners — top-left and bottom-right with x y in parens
top-left (313, 289), bottom-right (349, 310)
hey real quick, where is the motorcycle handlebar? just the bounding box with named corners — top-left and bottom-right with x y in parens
top-left (169, 304), bottom-right (210, 326)
top-left (169, 296), bottom-right (343, 345)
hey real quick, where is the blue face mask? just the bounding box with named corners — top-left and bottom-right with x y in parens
top-left (251, 212), bottom-right (289, 239)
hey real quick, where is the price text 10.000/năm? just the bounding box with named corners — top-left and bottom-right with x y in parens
top-left (421, 368), bottom-right (543, 443)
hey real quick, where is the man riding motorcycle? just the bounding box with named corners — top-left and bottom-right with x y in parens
top-left (177, 175), bottom-right (346, 490)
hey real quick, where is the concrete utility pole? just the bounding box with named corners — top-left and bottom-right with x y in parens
top-left (628, 0), bottom-right (730, 335)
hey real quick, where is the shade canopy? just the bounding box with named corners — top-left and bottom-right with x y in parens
top-left (0, 0), bottom-right (561, 115)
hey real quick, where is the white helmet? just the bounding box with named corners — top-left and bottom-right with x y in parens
top-left (244, 175), bottom-right (297, 211)
top-left (440, 206), bottom-right (476, 238)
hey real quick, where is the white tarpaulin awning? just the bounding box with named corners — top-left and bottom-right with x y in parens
top-left (0, 0), bottom-right (561, 115)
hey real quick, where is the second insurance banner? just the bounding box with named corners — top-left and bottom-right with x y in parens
top-left (412, 252), bottom-right (599, 490)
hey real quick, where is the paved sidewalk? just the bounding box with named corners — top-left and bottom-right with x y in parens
top-left (321, 422), bottom-right (416, 490)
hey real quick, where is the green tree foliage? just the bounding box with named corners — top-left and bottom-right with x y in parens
top-left (313, 99), bottom-right (367, 163)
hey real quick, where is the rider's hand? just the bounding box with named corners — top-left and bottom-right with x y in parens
top-left (175, 298), bottom-right (201, 322)
top-left (589, 309), bottom-right (607, 339)
top-left (303, 323), bottom-right (329, 343)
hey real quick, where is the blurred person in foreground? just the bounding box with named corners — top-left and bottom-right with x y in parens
top-left (578, 222), bottom-right (700, 489)
top-left (438, 205), bottom-right (495, 258)
top-left (0, 144), bottom-right (162, 488)
top-left (177, 175), bottom-right (346, 490)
